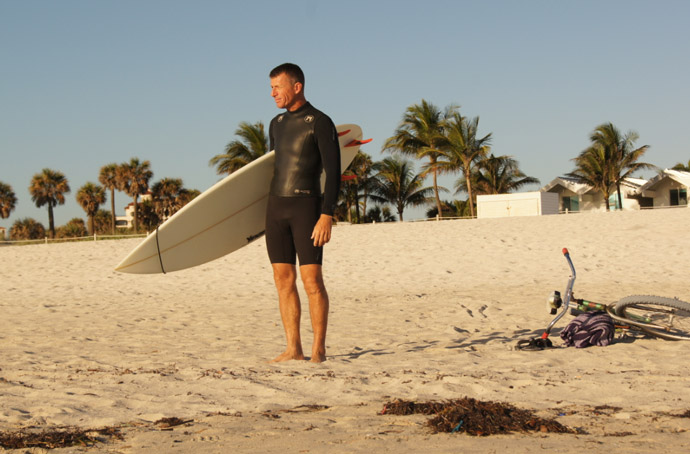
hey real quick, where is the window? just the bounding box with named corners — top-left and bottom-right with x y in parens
top-left (562, 196), bottom-right (579, 212)
top-left (670, 188), bottom-right (688, 206)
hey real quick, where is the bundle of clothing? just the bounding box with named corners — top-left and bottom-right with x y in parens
top-left (560, 311), bottom-right (615, 348)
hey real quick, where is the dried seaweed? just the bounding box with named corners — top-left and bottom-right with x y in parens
top-left (381, 397), bottom-right (579, 436)
top-left (0, 426), bottom-right (122, 449)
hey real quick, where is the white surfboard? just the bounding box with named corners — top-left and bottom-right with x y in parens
top-left (115, 124), bottom-right (369, 274)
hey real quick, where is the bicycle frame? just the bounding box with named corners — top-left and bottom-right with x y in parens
top-left (541, 248), bottom-right (576, 341)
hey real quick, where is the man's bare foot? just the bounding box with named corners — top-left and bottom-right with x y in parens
top-left (310, 351), bottom-right (327, 363)
top-left (270, 351), bottom-right (306, 363)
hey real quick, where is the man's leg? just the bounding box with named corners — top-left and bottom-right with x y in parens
top-left (270, 263), bottom-right (306, 362)
top-left (300, 264), bottom-right (329, 363)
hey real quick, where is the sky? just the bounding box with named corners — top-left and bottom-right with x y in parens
top-left (2, 0), bottom-right (689, 230)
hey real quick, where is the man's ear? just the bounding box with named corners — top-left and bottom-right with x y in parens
top-left (293, 82), bottom-right (303, 94)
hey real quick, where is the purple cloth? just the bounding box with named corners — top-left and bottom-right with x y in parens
top-left (560, 311), bottom-right (615, 348)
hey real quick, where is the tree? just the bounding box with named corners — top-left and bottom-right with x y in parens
top-left (9, 218), bottom-right (45, 240)
top-left (432, 113), bottom-right (492, 218)
top-left (383, 100), bottom-right (458, 217)
top-left (119, 158), bottom-right (153, 232)
top-left (29, 168), bottom-right (70, 238)
top-left (370, 157), bottom-right (435, 222)
top-left (93, 209), bottom-right (113, 234)
top-left (151, 177), bottom-right (189, 221)
top-left (471, 154), bottom-right (540, 195)
top-left (672, 160), bottom-right (690, 172)
top-left (76, 182), bottom-right (106, 235)
top-left (0, 181), bottom-right (17, 219)
top-left (135, 199), bottom-right (161, 232)
top-left (338, 152), bottom-right (377, 223)
top-left (589, 123), bottom-right (653, 209)
top-left (365, 205), bottom-right (396, 223)
top-left (56, 218), bottom-right (88, 238)
top-left (99, 163), bottom-right (120, 234)
top-left (210, 121), bottom-right (269, 175)
top-left (567, 145), bottom-right (614, 211)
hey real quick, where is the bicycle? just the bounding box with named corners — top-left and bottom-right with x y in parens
top-left (516, 248), bottom-right (690, 350)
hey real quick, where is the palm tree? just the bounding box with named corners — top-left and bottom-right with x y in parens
top-left (76, 182), bottom-right (106, 235)
top-left (339, 152), bottom-right (376, 223)
top-left (567, 145), bottom-right (614, 211)
top-left (99, 163), bottom-right (120, 234)
top-left (151, 177), bottom-right (187, 221)
top-left (370, 157), bottom-right (435, 222)
top-left (0, 181), bottom-right (17, 219)
top-left (119, 158), bottom-right (153, 232)
top-left (383, 100), bottom-right (458, 216)
top-left (470, 154), bottom-right (540, 195)
top-left (210, 121), bottom-right (269, 175)
top-left (589, 123), bottom-right (653, 209)
top-left (672, 160), bottom-right (690, 172)
top-left (432, 113), bottom-right (492, 218)
top-left (9, 218), bottom-right (45, 240)
top-left (28, 168), bottom-right (70, 238)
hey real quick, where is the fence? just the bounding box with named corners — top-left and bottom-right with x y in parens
top-left (0, 233), bottom-right (147, 246)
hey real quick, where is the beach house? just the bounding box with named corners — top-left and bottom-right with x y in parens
top-left (635, 169), bottom-right (690, 208)
top-left (540, 177), bottom-right (648, 213)
top-left (0, 226), bottom-right (6, 240)
top-left (115, 192), bottom-right (152, 229)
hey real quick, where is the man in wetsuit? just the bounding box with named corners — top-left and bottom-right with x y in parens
top-left (266, 63), bottom-right (341, 363)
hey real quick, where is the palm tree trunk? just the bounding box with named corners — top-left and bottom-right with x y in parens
top-left (88, 215), bottom-right (95, 236)
top-left (616, 184), bottom-right (623, 211)
top-left (133, 197), bottom-right (139, 232)
top-left (48, 204), bottom-right (55, 238)
top-left (432, 164), bottom-right (442, 217)
top-left (465, 164), bottom-right (475, 218)
top-left (110, 188), bottom-right (116, 234)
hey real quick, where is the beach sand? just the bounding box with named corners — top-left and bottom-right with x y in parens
top-left (1, 208), bottom-right (689, 453)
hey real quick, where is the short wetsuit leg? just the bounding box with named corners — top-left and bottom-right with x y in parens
top-left (265, 196), bottom-right (323, 265)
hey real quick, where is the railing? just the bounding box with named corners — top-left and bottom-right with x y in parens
top-left (0, 233), bottom-right (147, 246)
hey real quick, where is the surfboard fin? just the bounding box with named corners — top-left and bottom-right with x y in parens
top-left (345, 138), bottom-right (372, 147)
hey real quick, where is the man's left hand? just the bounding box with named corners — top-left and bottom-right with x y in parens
top-left (311, 214), bottom-right (333, 247)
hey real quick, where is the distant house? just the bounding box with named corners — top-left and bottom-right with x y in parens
top-left (541, 177), bottom-right (647, 212)
top-left (0, 226), bottom-right (6, 240)
top-left (636, 169), bottom-right (690, 208)
top-left (116, 192), bottom-right (152, 229)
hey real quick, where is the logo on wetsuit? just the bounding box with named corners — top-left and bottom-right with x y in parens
top-left (277, 115), bottom-right (284, 122)
top-left (304, 115), bottom-right (314, 123)
top-left (294, 189), bottom-right (312, 195)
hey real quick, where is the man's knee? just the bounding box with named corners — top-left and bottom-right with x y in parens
top-left (300, 265), bottom-right (326, 296)
top-left (273, 264), bottom-right (297, 292)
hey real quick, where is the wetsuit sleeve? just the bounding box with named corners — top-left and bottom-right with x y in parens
top-left (269, 119), bottom-right (275, 151)
top-left (314, 116), bottom-right (341, 216)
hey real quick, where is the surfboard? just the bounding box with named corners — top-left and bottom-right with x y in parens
top-left (115, 123), bottom-right (370, 274)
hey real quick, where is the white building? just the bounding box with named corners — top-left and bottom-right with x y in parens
top-left (476, 191), bottom-right (559, 219)
top-left (115, 192), bottom-right (152, 229)
top-left (541, 177), bottom-right (648, 212)
top-left (636, 169), bottom-right (690, 208)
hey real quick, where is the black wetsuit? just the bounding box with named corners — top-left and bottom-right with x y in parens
top-left (265, 102), bottom-right (341, 265)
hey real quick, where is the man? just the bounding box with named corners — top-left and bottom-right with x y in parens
top-left (266, 63), bottom-right (341, 363)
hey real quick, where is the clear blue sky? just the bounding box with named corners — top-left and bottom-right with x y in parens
top-left (2, 0), bottom-right (689, 229)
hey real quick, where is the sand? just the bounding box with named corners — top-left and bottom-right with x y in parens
top-left (1, 208), bottom-right (689, 453)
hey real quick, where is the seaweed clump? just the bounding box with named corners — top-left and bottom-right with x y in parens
top-left (381, 397), bottom-right (579, 436)
top-left (0, 426), bottom-right (122, 450)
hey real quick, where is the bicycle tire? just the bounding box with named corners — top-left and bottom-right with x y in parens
top-left (613, 295), bottom-right (690, 341)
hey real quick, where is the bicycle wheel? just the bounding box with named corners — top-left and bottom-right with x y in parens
top-left (613, 295), bottom-right (690, 341)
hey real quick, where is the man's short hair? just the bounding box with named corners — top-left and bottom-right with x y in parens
top-left (270, 63), bottom-right (305, 86)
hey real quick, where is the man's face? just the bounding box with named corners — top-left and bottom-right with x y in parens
top-left (270, 73), bottom-right (301, 111)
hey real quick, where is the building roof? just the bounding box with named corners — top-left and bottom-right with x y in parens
top-left (541, 177), bottom-right (595, 195)
top-left (638, 169), bottom-right (690, 194)
top-left (541, 176), bottom-right (648, 195)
